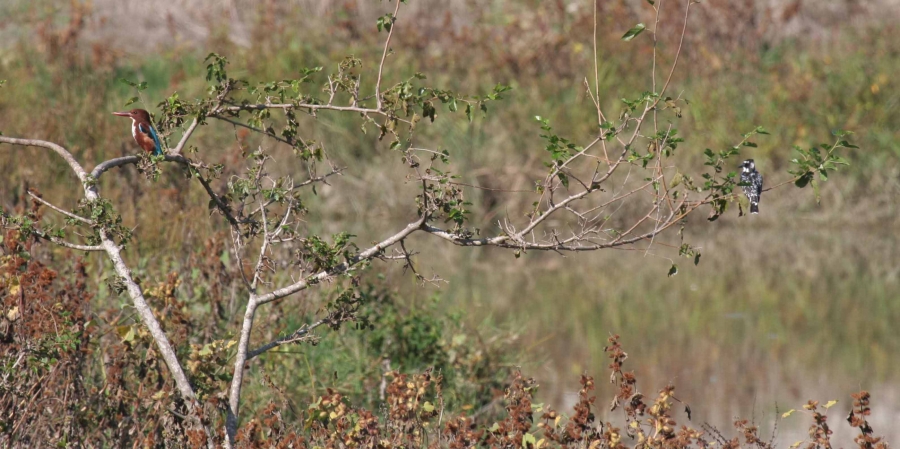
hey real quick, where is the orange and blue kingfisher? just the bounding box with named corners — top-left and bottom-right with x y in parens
top-left (112, 109), bottom-right (163, 156)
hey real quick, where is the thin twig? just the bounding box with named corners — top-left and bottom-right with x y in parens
top-left (375, 0), bottom-right (403, 110)
top-left (26, 191), bottom-right (92, 225)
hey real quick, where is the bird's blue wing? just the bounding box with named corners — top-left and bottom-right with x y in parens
top-left (139, 122), bottom-right (164, 156)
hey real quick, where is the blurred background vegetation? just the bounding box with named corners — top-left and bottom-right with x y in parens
top-left (1, 0), bottom-right (898, 444)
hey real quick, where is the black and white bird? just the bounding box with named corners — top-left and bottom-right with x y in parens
top-left (739, 159), bottom-right (763, 214)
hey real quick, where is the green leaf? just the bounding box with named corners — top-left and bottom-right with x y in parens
top-left (423, 401), bottom-right (435, 413)
top-left (621, 23), bottom-right (646, 41)
top-left (124, 97), bottom-right (139, 106)
top-left (449, 98), bottom-right (458, 112)
top-left (376, 14), bottom-right (394, 32)
top-left (557, 172), bottom-right (569, 189)
top-left (523, 433), bottom-right (536, 447)
top-left (123, 326), bottom-right (135, 343)
top-left (668, 264), bottom-right (678, 277)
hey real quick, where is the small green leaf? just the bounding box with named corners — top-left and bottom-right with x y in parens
top-left (668, 264), bottom-right (678, 277)
top-left (523, 433), bottom-right (536, 447)
top-left (123, 327), bottom-right (135, 343)
top-left (621, 23), bottom-right (646, 41)
top-left (124, 97), bottom-right (139, 106)
top-left (423, 401), bottom-right (435, 413)
top-left (558, 172), bottom-right (569, 189)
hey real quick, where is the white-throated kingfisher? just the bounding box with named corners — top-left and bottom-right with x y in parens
top-left (112, 109), bottom-right (163, 156)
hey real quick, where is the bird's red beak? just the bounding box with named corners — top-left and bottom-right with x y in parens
top-left (112, 111), bottom-right (132, 117)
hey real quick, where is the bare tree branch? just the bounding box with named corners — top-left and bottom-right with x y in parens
top-left (26, 191), bottom-right (93, 225)
top-left (170, 116), bottom-right (200, 156)
top-left (0, 135), bottom-right (214, 448)
top-left (246, 317), bottom-right (330, 361)
top-left (375, 0), bottom-right (403, 110)
top-left (34, 232), bottom-right (105, 252)
top-left (0, 137), bottom-right (89, 181)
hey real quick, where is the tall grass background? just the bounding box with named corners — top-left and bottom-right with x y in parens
top-left (1, 0), bottom-right (899, 443)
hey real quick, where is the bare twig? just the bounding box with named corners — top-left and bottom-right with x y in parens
top-left (246, 317), bottom-right (331, 361)
top-left (375, 0), bottom-right (403, 110)
top-left (34, 232), bottom-right (105, 252)
top-left (26, 191), bottom-right (93, 225)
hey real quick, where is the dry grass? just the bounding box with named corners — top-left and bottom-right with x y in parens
top-left (1, 0), bottom-right (899, 445)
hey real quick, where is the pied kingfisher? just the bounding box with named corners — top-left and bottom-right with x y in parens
top-left (739, 159), bottom-right (763, 214)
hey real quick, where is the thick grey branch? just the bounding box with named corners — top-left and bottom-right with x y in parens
top-left (171, 117), bottom-right (200, 156)
top-left (256, 215), bottom-right (426, 306)
top-left (0, 135), bottom-right (213, 447)
top-left (224, 215), bottom-right (425, 446)
top-left (0, 137), bottom-right (88, 182)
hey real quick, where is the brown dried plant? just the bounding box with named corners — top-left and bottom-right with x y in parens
top-left (0, 0), bottom-right (858, 446)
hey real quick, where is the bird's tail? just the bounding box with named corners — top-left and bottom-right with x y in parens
top-left (750, 202), bottom-right (759, 214)
top-left (147, 125), bottom-right (164, 156)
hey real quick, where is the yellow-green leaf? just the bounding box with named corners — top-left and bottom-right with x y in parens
top-left (522, 433), bottom-right (536, 447)
top-left (824, 400), bottom-right (838, 409)
top-left (123, 327), bottom-right (135, 343)
top-left (621, 23), bottom-right (646, 41)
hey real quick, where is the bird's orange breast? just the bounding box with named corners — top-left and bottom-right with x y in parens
top-left (132, 124), bottom-right (157, 153)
